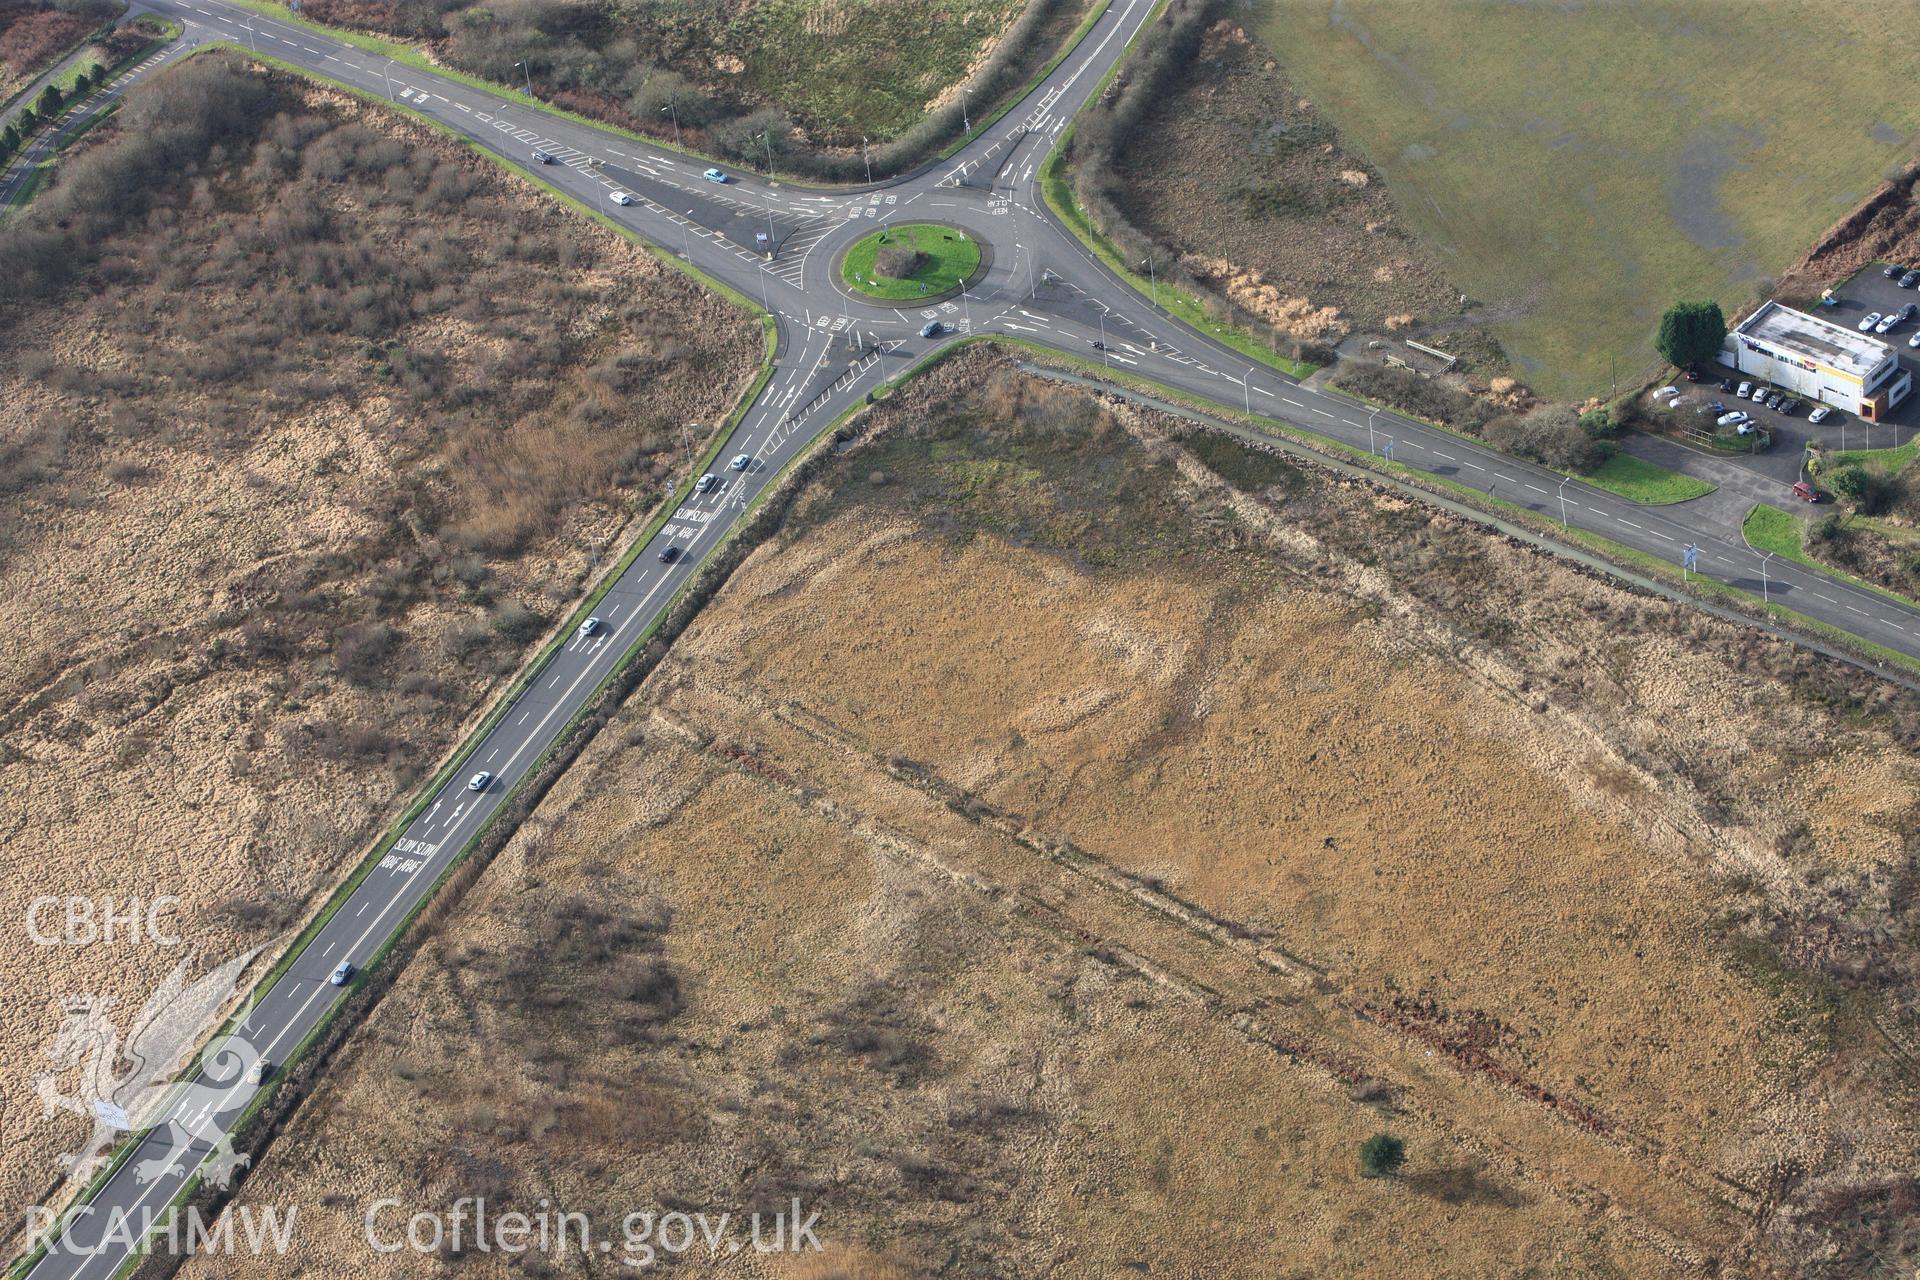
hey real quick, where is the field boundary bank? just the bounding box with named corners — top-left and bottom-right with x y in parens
top-left (1017, 361), bottom-right (1920, 695)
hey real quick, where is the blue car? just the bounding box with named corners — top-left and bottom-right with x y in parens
top-left (702, 168), bottom-right (728, 183)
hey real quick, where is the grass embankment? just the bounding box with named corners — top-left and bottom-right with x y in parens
top-left (1582, 453), bottom-right (1715, 504)
top-left (842, 223), bottom-right (980, 300)
top-left (1254, 1), bottom-right (1920, 398)
top-left (1743, 503), bottom-right (1920, 614)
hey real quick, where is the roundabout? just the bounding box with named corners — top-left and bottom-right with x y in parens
top-left (839, 222), bottom-right (984, 303)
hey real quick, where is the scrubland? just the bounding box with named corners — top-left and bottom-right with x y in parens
top-left (0, 51), bottom-right (757, 1235)
top-left (180, 351), bottom-right (1920, 1279)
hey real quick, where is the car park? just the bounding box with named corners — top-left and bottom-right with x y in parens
top-left (1809, 406), bottom-right (1833, 425)
top-left (920, 320), bottom-right (942, 338)
top-left (703, 168), bottom-right (728, 183)
top-left (579, 617), bottom-right (601, 636)
top-left (329, 961), bottom-right (354, 986)
top-left (729, 454), bottom-right (751, 471)
top-left (658, 544), bottom-right (681, 564)
top-left (1792, 481), bottom-right (1821, 503)
top-left (1860, 311), bottom-right (1883, 332)
top-left (468, 771), bottom-right (491, 792)
top-left (609, 190), bottom-right (634, 206)
top-left (1765, 391), bottom-right (1784, 410)
top-left (695, 473), bottom-right (718, 494)
top-left (1903, 270), bottom-right (1920, 289)
top-left (532, 150), bottom-right (555, 164)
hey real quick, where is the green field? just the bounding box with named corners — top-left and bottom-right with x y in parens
top-left (1583, 453), bottom-right (1715, 505)
top-left (842, 223), bottom-right (982, 299)
top-left (1253, 1), bottom-right (1920, 399)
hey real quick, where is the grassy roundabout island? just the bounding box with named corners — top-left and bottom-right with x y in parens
top-left (841, 223), bottom-right (982, 300)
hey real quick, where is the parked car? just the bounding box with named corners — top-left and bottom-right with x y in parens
top-left (532, 150), bottom-right (555, 164)
top-left (1708, 401), bottom-right (1727, 414)
top-left (579, 617), bottom-right (601, 636)
top-left (919, 320), bottom-right (942, 338)
top-left (1718, 378), bottom-right (1735, 392)
top-left (1885, 264), bottom-right (1905, 279)
top-left (702, 168), bottom-right (729, 183)
top-left (1781, 399), bottom-right (1802, 416)
top-left (1736, 381), bottom-right (1753, 398)
top-left (658, 544), bottom-right (681, 564)
top-left (1766, 391), bottom-right (1785, 410)
top-left (1902, 270), bottom-right (1920, 289)
top-left (1791, 480), bottom-right (1821, 503)
top-left (1876, 312), bottom-right (1902, 334)
top-left (1860, 311), bottom-right (1884, 332)
top-left (609, 190), bottom-right (635, 206)
top-left (1717, 411), bottom-right (1750, 427)
top-left (1809, 406), bottom-right (1833, 425)
top-left (1750, 383), bottom-right (1770, 401)
top-left (1656, 384), bottom-right (1679, 399)
top-left (329, 961), bottom-right (354, 986)
top-left (1909, 331), bottom-right (1920, 349)
top-left (728, 454), bottom-right (751, 471)
top-left (468, 771), bottom-right (491, 792)
top-left (1902, 302), bottom-right (1919, 321)
top-left (695, 473), bottom-right (718, 494)
top-left (1684, 368), bottom-right (1704, 382)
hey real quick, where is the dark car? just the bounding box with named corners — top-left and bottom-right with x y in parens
top-left (1683, 368), bottom-right (1703, 382)
top-left (532, 150), bottom-right (555, 164)
top-left (919, 320), bottom-right (942, 339)
top-left (1902, 302), bottom-right (1919, 322)
top-left (1766, 391), bottom-right (1784, 410)
top-left (1708, 400), bottom-right (1727, 414)
top-left (1781, 399), bottom-right (1802, 416)
top-left (1902, 270), bottom-right (1920, 289)
top-left (1792, 480), bottom-right (1821, 503)
top-left (658, 544), bottom-right (681, 564)
top-left (1718, 378), bottom-right (1735, 393)
top-left (1886, 263), bottom-right (1906, 279)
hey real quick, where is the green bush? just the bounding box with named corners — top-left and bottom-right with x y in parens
top-left (1826, 464), bottom-right (1894, 515)
top-left (1578, 407), bottom-right (1617, 439)
top-left (1360, 1132), bottom-right (1406, 1178)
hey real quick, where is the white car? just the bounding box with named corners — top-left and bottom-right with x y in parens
top-left (728, 454), bottom-right (751, 471)
top-left (1736, 381), bottom-right (1752, 398)
top-left (1809, 406), bottom-right (1832, 425)
top-left (1877, 312), bottom-right (1902, 334)
top-left (579, 616), bottom-right (602, 636)
top-left (609, 190), bottom-right (634, 206)
top-left (1859, 312), bottom-right (1883, 332)
top-left (1749, 383), bottom-right (1769, 401)
top-left (246, 1059), bottom-right (272, 1085)
top-left (468, 771), bottom-right (491, 791)
top-left (1909, 332), bottom-right (1920, 349)
top-left (695, 473), bottom-right (718, 494)
top-left (1656, 385), bottom-right (1679, 399)
top-left (1717, 411), bottom-right (1750, 427)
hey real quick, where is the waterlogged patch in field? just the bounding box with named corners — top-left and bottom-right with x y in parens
top-left (1255, 0), bottom-right (1920, 396)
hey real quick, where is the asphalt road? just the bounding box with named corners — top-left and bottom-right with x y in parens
top-left (22, 0), bottom-right (1920, 1274)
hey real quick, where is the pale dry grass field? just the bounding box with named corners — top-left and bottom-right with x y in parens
top-left (176, 353), bottom-right (1919, 1277)
top-left (0, 54), bottom-right (758, 1234)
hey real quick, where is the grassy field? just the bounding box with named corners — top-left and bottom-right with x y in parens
top-left (843, 222), bottom-right (981, 299)
top-left (1584, 452), bottom-right (1715, 504)
top-left (1253, 0), bottom-right (1920, 399)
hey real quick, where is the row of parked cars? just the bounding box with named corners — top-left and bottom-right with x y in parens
top-left (1857, 300), bottom-right (1920, 342)
top-left (1883, 263), bottom-right (1920, 288)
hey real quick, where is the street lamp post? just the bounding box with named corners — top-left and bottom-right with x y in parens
top-left (680, 210), bottom-right (693, 261)
top-left (861, 135), bottom-right (871, 185)
top-left (962, 277), bottom-right (974, 335)
top-left (514, 60), bottom-right (531, 97)
top-left (1558, 474), bottom-right (1570, 526)
top-left (1367, 406), bottom-right (1378, 454)
top-left (682, 421), bottom-right (697, 467)
top-left (1242, 373), bottom-right (1252, 415)
top-left (1760, 551), bottom-right (1776, 604)
top-left (962, 88), bottom-right (972, 137)
top-left (382, 57), bottom-right (394, 99)
top-left (661, 99), bottom-right (680, 149)
top-left (1139, 256), bottom-right (1157, 312)
top-left (758, 131), bottom-right (777, 247)
top-left (244, 18), bottom-right (257, 52)
top-left (1098, 307), bottom-right (1108, 365)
